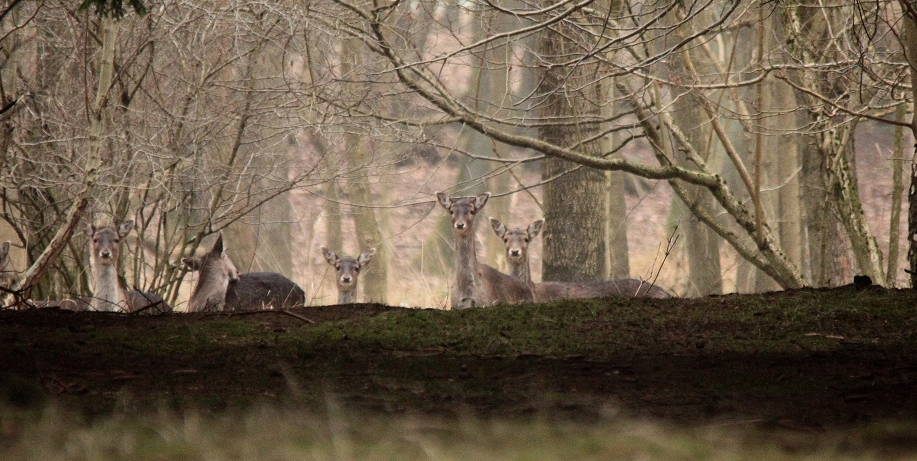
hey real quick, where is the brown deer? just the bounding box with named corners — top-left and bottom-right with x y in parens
top-left (321, 247), bottom-right (375, 304)
top-left (436, 192), bottom-right (533, 309)
top-left (182, 233), bottom-right (305, 312)
top-left (81, 219), bottom-right (171, 313)
top-left (489, 217), bottom-right (672, 302)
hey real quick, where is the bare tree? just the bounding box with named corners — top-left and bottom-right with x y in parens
top-left (295, 0), bottom-right (917, 292)
top-left (3, 0), bottom-right (915, 309)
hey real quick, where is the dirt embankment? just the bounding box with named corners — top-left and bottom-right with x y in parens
top-left (1, 286), bottom-right (916, 429)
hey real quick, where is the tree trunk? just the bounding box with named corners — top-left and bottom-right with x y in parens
top-left (888, 104), bottom-right (905, 287)
top-left (899, 2), bottom-right (917, 288)
top-left (537, 7), bottom-right (606, 282)
top-left (604, 74), bottom-right (630, 279)
top-left (669, 94), bottom-right (723, 296)
top-left (342, 36), bottom-right (387, 304)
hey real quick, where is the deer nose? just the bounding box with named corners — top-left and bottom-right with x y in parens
top-left (509, 249), bottom-right (521, 257)
top-left (341, 275), bottom-right (352, 284)
top-left (100, 251), bottom-right (112, 259)
top-left (455, 222), bottom-right (465, 230)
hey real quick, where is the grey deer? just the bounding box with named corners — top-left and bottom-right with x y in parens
top-left (436, 192), bottom-right (533, 309)
top-left (321, 247), bottom-right (376, 304)
top-left (182, 233), bottom-right (305, 312)
top-left (489, 217), bottom-right (671, 302)
top-left (81, 219), bottom-right (171, 313)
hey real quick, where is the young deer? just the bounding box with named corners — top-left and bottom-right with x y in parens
top-left (436, 192), bottom-right (533, 309)
top-left (182, 233), bottom-right (305, 312)
top-left (321, 247), bottom-right (375, 304)
top-left (82, 219), bottom-right (171, 313)
top-left (489, 217), bottom-right (672, 302)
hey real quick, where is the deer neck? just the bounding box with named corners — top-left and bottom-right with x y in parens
top-left (190, 264), bottom-right (229, 311)
top-left (338, 286), bottom-right (356, 304)
top-left (508, 258), bottom-right (533, 287)
top-left (91, 263), bottom-right (126, 311)
top-left (454, 230), bottom-right (479, 301)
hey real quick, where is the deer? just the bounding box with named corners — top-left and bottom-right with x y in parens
top-left (489, 217), bottom-right (672, 302)
top-left (436, 191), bottom-right (533, 309)
top-left (321, 247), bottom-right (376, 304)
top-left (182, 233), bottom-right (305, 312)
top-left (81, 219), bottom-right (172, 313)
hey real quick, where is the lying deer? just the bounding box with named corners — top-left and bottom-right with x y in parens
top-left (489, 217), bottom-right (671, 302)
top-left (81, 219), bottom-right (172, 313)
top-left (436, 191), bottom-right (533, 309)
top-left (321, 247), bottom-right (375, 304)
top-left (182, 233), bottom-right (305, 312)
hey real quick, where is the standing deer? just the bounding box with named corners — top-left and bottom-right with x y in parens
top-left (436, 191), bottom-right (533, 309)
top-left (82, 219), bottom-right (171, 313)
top-left (321, 247), bottom-right (375, 304)
top-left (182, 233), bottom-right (305, 312)
top-left (489, 217), bottom-right (672, 301)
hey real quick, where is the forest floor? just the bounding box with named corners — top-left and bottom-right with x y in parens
top-left (3, 284), bottom-right (917, 430)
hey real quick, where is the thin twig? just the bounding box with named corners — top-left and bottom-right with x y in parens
top-left (228, 309), bottom-right (316, 324)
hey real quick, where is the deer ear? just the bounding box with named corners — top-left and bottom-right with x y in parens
top-left (358, 248), bottom-right (376, 266)
top-left (528, 219), bottom-right (545, 239)
top-left (81, 220), bottom-right (95, 237)
top-left (182, 257), bottom-right (202, 271)
top-left (435, 192), bottom-right (451, 210)
top-left (474, 192), bottom-right (491, 210)
top-left (211, 233), bottom-right (224, 255)
top-left (321, 247), bottom-right (338, 266)
top-left (117, 220), bottom-right (134, 238)
top-left (489, 217), bottom-right (506, 238)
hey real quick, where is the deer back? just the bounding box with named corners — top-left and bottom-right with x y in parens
top-left (478, 264), bottom-right (533, 306)
top-left (124, 290), bottom-right (173, 314)
top-left (225, 272), bottom-right (305, 311)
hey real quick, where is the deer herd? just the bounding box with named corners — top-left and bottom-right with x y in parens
top-left (0, 190), bottom-right (670, 313)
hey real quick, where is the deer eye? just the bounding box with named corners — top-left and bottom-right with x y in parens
top-left (354, 267), bottom-right (360, 272)
top-left (503, 238), bottom-right (508, 243)
top-left (335, 266), bottom-right (341, 271)
top-left (524, 238), bottom-right (529, 243)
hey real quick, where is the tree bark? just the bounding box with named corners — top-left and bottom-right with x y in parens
top-left (604, 74), bottom-right (630, 279)
top-left (538, 5), bottom-right (607, 282)
top-left (342, 35), bottom-right (387, 304)
top-left (900, 1), bottom-right (917, 288)
top-left (669, 92), bottom-right (723, 296)
top-left (888, 104), bottom-right (905, 287)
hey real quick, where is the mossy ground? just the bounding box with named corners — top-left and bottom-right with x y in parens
top-left (1, 285), bottom-right (916, 427)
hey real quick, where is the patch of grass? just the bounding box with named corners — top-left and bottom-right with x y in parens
top-left (283, 287), bottom-right (917, 359)
top-left (2, 404), bottom-right (917, 461)
top-left (2, 286), bottom-right (917, 427)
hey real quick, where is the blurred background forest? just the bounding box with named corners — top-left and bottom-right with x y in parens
top-left (0, 0), bottom-right (915, 309)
